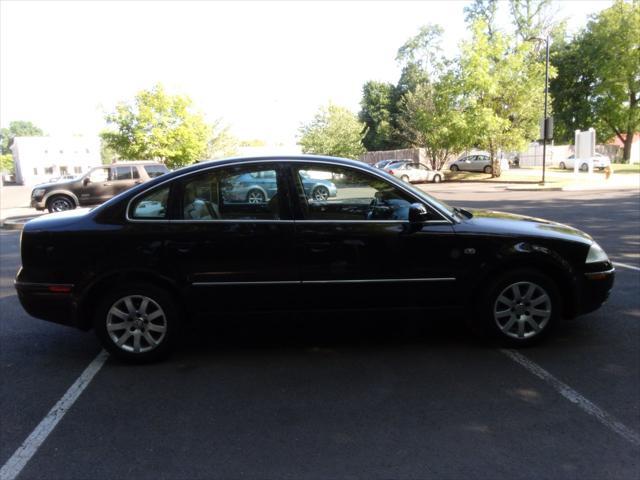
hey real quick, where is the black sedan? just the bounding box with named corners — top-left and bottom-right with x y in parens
top-left (15, 155), bottom-right (614, 362)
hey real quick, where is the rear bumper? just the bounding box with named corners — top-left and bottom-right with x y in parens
top-left (15, 280), bottom-right (85, 330)
top-left (577, 268), bottom-right (615, 315)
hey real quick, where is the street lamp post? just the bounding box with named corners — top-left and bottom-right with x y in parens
top-left (527, 35), bottom-right (551, 185)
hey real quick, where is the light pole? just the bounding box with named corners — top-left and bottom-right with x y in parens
top-left (527, 35), bottom-right (551, 185)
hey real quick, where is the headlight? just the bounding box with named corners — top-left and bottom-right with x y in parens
top-left (586, 242), bottom-right (609, 263)
top-left (32, 188), bottom-right (46, 197)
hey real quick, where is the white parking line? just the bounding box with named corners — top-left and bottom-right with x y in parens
top-left (502, 349), bottom-right (640, 448)
top-left (613, 262), bottom-right (640, 272)
top-left (0, 350), bottom-right (109, 480)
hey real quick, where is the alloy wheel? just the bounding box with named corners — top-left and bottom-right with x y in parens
top-left (50, 197), bottom-right (73, 212)
top-left (106, 295), bottom-right (167, 353)
top-left (312, 186), bottom-right (330, 201)
top-left (493, 281), bottom-right (551, 340)
top-left (247, 190), bottom-right (266, 204)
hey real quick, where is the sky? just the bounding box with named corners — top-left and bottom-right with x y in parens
top-left (0, 0), bottom-right (612, 146)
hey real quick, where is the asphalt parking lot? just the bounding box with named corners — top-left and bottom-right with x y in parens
top-left (1, 186), bottom-right (638, 480)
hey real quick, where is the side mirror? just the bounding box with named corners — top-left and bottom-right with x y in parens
top-left (83, 177), bottom-right (91, 186)
top-left (408, 203), bottom-right (429, 223)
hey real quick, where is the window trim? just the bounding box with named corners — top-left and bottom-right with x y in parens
top-left (125, 159), bottom-right (453, 224)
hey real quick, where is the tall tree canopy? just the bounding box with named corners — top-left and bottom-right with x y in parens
top-left (101, 84), bottom-right (211, 169)
top-left (0, 121), bottom-right (44, 154)
top-left (359, 81), bottom-right (399, 151)
top-left (458, 20), bottom-right (547, 176)
top-left (298, 103), bottom-right (366, 159)
top-left (551, 0), bottom-right (639, 160)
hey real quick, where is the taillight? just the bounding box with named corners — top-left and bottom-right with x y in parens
top-left (388, 170), bottom-right (394, 175)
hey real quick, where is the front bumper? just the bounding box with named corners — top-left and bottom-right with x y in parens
top-left (577, 267), bottom-right (615, 315)
top-left (30, 197), bottom-right (46, 210)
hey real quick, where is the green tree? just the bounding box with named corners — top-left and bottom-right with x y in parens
top-left (0, 153), bottom-right (14, 173)
top-left (395, 75), bottom-right (467, 170)
top-left (298, 103), bottom-right (367, 159)
top-left (458, 21), bottom-right (547, 176)
top-left (464, 0), bottom-right (499, 38)
top-left (0, 121), bottom-right (44, 154)
top-left (509, 0), bottom-right (555, 43)
top-left (207, 120), bottom-right (239, 159)
top-left (359, 81), bottom-right (399, 151)
top-left (101, 84), bottom-right (211, 169)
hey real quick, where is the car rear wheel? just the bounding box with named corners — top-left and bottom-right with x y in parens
top-left (432, 174), bottom-right (442, 183)
top-left (401, 175), bottom-right (410, 183)
top-left (559, 162), bottom-right (566, 169)
top-left (483, 165), bottom-right (493, 174)
top-left (478, 269), bottom-right (560, 346)
top-left (246, 189), bottom-right (266, 204)
top-left (94, 284), bottom-right (178, 362)
top-left (47, 195), bottom-right (75, 213)
top-left (450, 165), bottom-right (459, 172)
top-left (580, 163), bottom-right (589, 172)
top-left (312, 185), bottom-right (330, 201)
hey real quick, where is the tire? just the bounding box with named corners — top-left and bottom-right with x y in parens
top-left (580, 163), bottom-right (588, 172)
top-left (483, 165), bottom-right (493, 174)
top-left (401, 175), bottom-right (410, 183)
top-left (246, 189), bottom-right (266, 204)
top-left (93, 283), bottom-right (179, 363)
top-left (477, 269), bottom-right (560, 346)
top-left (432, 174), bottom-right (442, 183)
top-left (450, 165), bottom-right (459, 172)
top-left (47, 195), bottom-right (75, 213)
top-left (559, 162), bottom-right (566, 170)
top-left (311, 185), bottom-right (330, 201)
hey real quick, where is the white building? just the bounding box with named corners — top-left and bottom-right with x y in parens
top-left (10, 136), bottom-right (101, 185)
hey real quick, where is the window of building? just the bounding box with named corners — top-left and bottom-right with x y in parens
top-left (45, 167), bottom-right (54, 175)
top-left (74, 167), bottom-right (82, 174)
top-left (33, 168), bottom-right (38, 175)
top-left (60, 166), bottom-right (68, 175)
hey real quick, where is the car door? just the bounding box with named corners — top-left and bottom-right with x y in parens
top-left (460, 156), bottom-right (473, 171)
top-left (159, 161), bottom-right (297, 314)
top-left (111, 166), bottom-right (140, 196)
top-left (80, 167), bottom-right (115, 204)
top-left (288, 162), bottom-right (459, 311)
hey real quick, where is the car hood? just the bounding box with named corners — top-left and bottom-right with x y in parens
top-left (458, 209), bottom-right (593, 244)
top-left (34, 179), bottom-right (78, 189)
top-left (24, 208), bottom-right (93, 231)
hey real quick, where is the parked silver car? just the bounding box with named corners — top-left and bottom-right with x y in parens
top-left (374, 159), bottom-right (411, 169)
top-left (384, 161), bottom-right (445, 183)
top-left (449, 154), bottom-right (493, 173)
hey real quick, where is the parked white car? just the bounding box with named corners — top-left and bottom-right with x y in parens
top-left (384, 161), bottom-right (445, 183)
top-left (558, 153), bottom-right (611, 171)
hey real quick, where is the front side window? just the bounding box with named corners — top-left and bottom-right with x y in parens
top-left (182, 166), bottom-right (280, 220)
top-left (131, 186), bottom-right (170, 219)
top-left (293, 165), bottom-right (413, 221)
top-left (89, 167), bottom-right (110, 182)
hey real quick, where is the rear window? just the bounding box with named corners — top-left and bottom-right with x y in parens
top-left (144, 165), bottom-right (169, 178)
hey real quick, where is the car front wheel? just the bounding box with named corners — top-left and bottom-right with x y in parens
top-left (94, 284), bottom-right (178, 362)
top-left (47, 195), bottom-right (75, 213)
top-left (450, 165), bottom-right (459, 172)
top-left (580, 163), bottom-right (589, 172)
top-left (432, 174), bottom-right (442, 183)
top-left (480, 269), bottom-right (560, 346)
top-left (484, 165), bottom-right (493, 174)
top-left (312, 185), bottom-right (330, 201)
top-left (401, 175), bottom-right (410, 183)
top-left (559, 162), bottom-right (566, 169)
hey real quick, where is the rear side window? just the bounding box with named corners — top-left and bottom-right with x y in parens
top-left (130, 186), bottom-right (170, 219)
top-left (144, 165), bottom-right (169, 178)
top-left (114, 166), bottom-right (133, 180)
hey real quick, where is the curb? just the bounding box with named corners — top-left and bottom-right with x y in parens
top-left (0, 215), bottom-right (43, 231)
top-left (504, 186), bottom-right (564, 191)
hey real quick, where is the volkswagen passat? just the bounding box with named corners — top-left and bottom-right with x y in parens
top-left (15, 155), bottom-right (614, 362)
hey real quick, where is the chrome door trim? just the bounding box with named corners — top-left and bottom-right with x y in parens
top-left (191, 277), bottom-right (456, 286)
